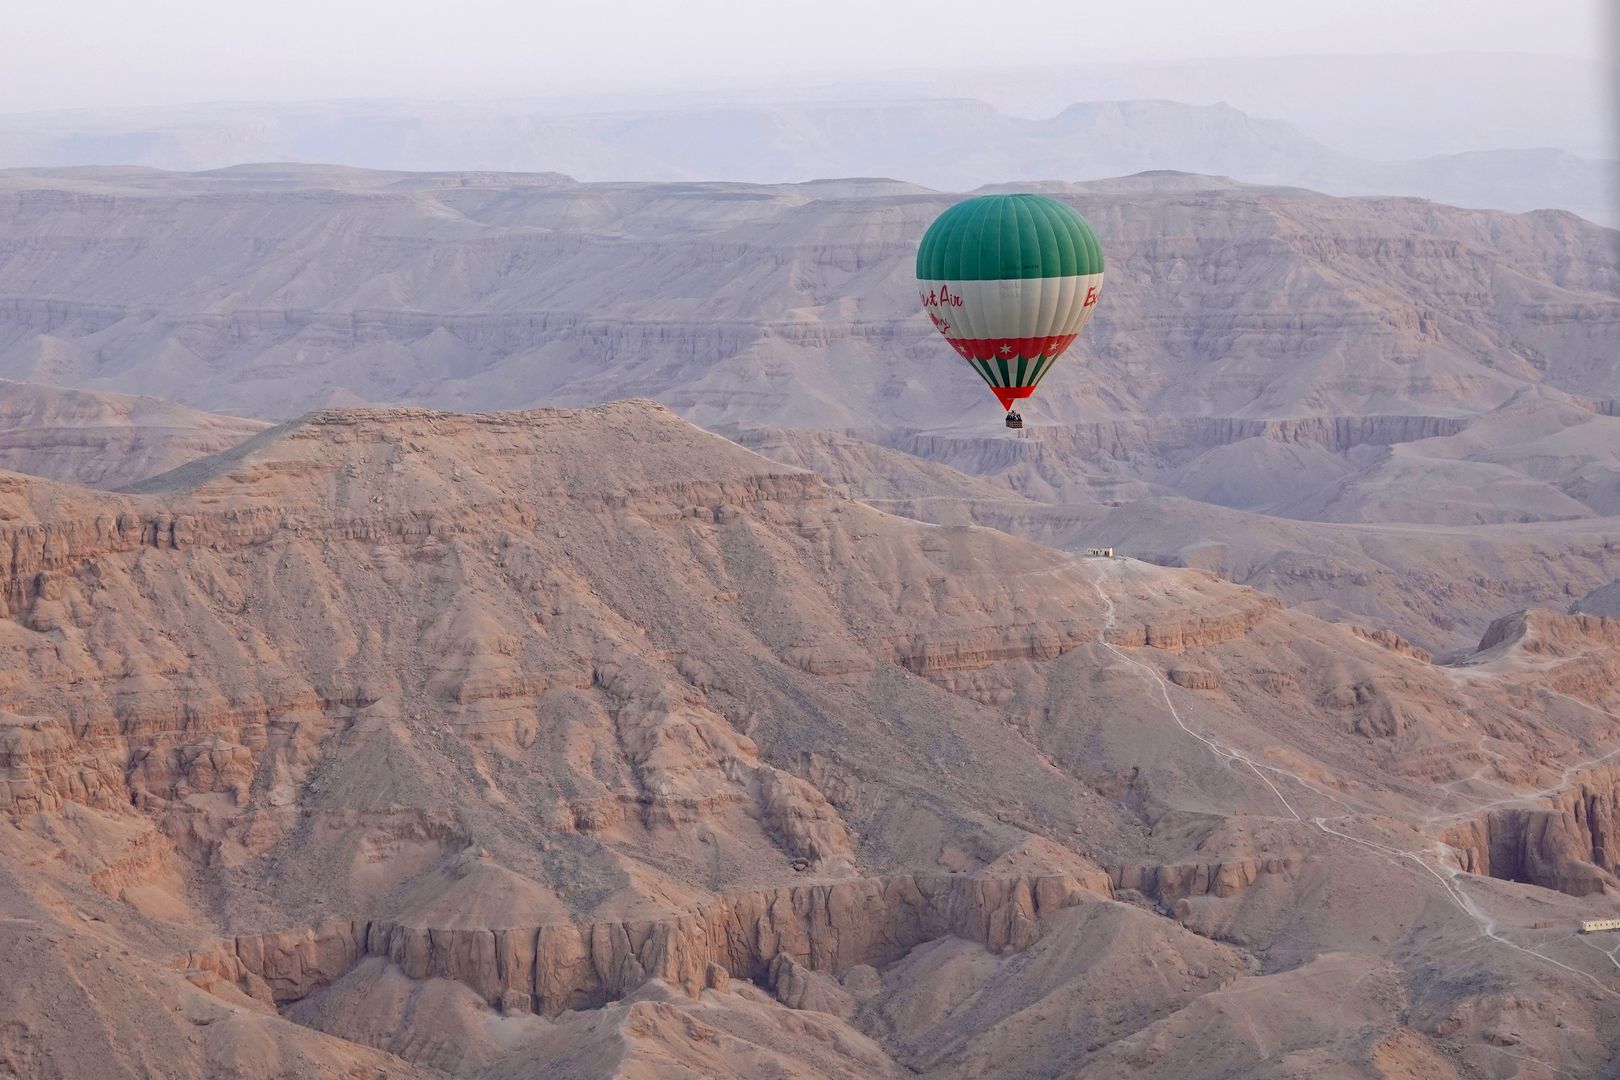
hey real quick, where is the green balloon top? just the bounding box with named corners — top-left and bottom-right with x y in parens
top-left (916, 194), bottom-right (1103, 282)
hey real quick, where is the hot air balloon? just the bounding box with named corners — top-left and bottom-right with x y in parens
top-left (916, 194), bottom-right (1104, 427)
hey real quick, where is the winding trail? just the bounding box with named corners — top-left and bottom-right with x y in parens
top-left (1086, 562), bottom-right (1620, 1000)
top-left (1580, 933), bottom-right (1620, 973)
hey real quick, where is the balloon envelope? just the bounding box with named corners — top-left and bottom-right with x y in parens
top-left (916, 194), bottom-right (1104, 411)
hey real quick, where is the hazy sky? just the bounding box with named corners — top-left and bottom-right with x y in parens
top-left (4, 0), bottom-right (1612, 112)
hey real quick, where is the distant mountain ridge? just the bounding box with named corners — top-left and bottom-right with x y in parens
top-left (0, 96), bottom-right (1612, 224)
top-left (0, 378), bottom-right (266, 489)
top-left (1, 164), bottom-right (1615, 652)
top-left (0, 166), bottom-right (1613, 429)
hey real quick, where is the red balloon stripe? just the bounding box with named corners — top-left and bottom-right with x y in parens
top-left (940, 334), bottom-right (1078, 364)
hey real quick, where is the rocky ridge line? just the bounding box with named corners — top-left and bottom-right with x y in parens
top-left (178, 871), bottom-right (1109, 1016)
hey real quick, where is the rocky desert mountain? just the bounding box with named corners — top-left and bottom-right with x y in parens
top-left (903, 52), bottom-right (1617, 163)
top-left (5, 163), bottom-right (1613, 653)
top-left (2, 0), bottom-right (1615, 1068)
top-left (0, 379), bottom-right (266, 489)
top-left (4, 399), bottom-right (1620, 1078)
top-left (0, 155), bottom-right (1618, 1076)
top-left (1, 166), bottom-right (1615, 426)
top-left (738, 382), bottom-right (1620, 655)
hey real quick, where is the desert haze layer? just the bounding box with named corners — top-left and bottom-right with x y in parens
top-left (2, 400), bottom-right (1619, 1079)
top-left (1, 98), bottom-right (1612, 225)
top-left (4, 48), bottom-right (1615, 224)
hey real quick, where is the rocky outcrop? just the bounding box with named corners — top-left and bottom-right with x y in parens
top-left (590, 656), bottom-right (856, 863)
top-left (1349, 625), bottom-right (1432, 663)
top-left (1476, 608), bottom-right (1620, 656)
top-left (179, 871), bottom-right (1107, 1016)
top-left (888, 622), bottom-right (1095, 676)
top-left (767, 952), bottom-right (857, 1019)
top-left (1107, 857), bottom-right (1301, 903)
top-left (0, 686), bottom-right (345, 819)
top-left (1167, 667), bottom-right (1221, 691)
top-left (780, 620), bottom-right (1099, 679)
top-left (1104, 593), bottom-right (1280, 652)
top-left (1442, 763), bottom-right (1620, 896)
top-left (1468, 609), bottom-right (1620, 707)
top-left (0, 715), bottom-right (121, 815)
top-left (1314, 674), bottom-right (1461, 741)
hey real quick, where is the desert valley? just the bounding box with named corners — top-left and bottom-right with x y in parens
top-left (0, 158), bottom-right (1617, 1078)
top-left (1, 7), bottom-right (1619, 1075)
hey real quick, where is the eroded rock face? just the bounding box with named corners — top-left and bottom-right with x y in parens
top-left (181, 872), bottom-right (1102, 1015)
top-left (1444, 763), bottom-right (1620, 896)
top-left (1101, 582), bottom-right (1281, 652)
top-left (1105, 608), bottom-right (1278, 651)
top-left (1108, 857), bottom-right (1300, 902)
top-left (1167, 668), bottom-right (1221, 691)
top-left (1349, 625), bottom-right (1432, 664)
top-left (1477, 609), bottom-right (1620, 655)
top-left (1470, 608), bottom-right (1620, 709)
top-left (768, 952), bottom-right (856, 1019)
